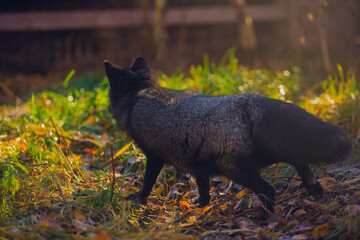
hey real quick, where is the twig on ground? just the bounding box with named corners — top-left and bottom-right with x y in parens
top-left (110, 145), bottom-right (115, 202)
top-left (200, 228), bottom-right (258, 238)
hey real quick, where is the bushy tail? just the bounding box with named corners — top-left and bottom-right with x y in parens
top-left (253, 98), bottom-right (351, 164)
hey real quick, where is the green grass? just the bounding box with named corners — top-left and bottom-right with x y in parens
top-left (0, 49), bottom-right (359, 239)
top-left (160, 49), bottom-right (302, 101)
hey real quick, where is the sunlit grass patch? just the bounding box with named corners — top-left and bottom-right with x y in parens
top-left (159, 49), bottom-right (302, 102)
top-left (301, 64), bottom-right (359, 137)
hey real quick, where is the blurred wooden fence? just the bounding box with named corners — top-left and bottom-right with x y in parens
top-left (0, 4), bottom-right (287, 31)
top-left (3, 0), bottom-right (356, 74)
top-left (0, 0), bottom-right (358, 105)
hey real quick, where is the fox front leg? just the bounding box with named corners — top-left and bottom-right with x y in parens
top-left (126, 157), bottom-right (164, 204)
top-left (196, 175), bottom-right (210, 207)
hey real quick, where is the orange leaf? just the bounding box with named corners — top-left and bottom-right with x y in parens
top-left (45, 212), bottom-right (57, 221)
top-left (236, 189), bottom-right (247, 199)
top-left (188, 216), bottom-right (196, 223)
top-left (84, 115), bottom-right (95, 125)
top-left (312, 224), bottom-right (329, 238)
top-left (155, 186), bottom-right (163, 195)
top-left (220, 202), bottom-right (229, 211)
top-left (20, 141), bottom-right (28, 152)
top-left (179, 200), bottom-right (190, 209)
top-left (202, 206), bottom-right (211, 213)
top-left (84, 148), bottom-right (97, 155)
top-left (89, 231), bottom-right (112, 240)
top-left (194, 205), bottom-right (211, 214)
top-left (318, 177), bottom-right (336, 190)
top-left (128, 219), bottom-right (138, 227)
top-left (40, 220), bottom-right (50, 227)
top-left (72, 234), bottom-right (86, 240)
top-left (75, 209), bottom-right (86, 221)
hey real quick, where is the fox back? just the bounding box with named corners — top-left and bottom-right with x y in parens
top-left (104, 57), bottom-right (351, 219)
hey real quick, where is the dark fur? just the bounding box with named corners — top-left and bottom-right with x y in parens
top-left (104, 57), bottom-right (351, 219)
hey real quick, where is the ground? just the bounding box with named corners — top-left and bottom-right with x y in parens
top-left (0, 54), bottom-right (359, 239)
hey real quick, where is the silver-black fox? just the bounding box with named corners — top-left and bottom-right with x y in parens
top-left (104, 57), bottom-right (351, 219)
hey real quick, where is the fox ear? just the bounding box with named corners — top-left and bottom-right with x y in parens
top-left (130, 57), bottom-right (150, 74)
top-left (104, 60), bottom-right (125, 88)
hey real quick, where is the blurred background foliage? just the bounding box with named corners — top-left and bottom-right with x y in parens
top-left (0, 0), bottom-right (359, 104)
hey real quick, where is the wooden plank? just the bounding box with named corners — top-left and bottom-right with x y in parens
top-left (248, 5), bottom-right (286, 22)
top-left (164, 6), bottom-right (236, 25)
top-left (0, 9), bottom-right (145, 31)
top-left (0, 5), bottom-right (286, 31)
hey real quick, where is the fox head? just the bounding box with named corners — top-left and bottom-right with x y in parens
top-left (104, 57), bottom-right (156, 112)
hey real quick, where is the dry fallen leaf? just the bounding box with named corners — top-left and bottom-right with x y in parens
top-left (345, 204), bottom-right (360, 215)
top-left (274, 218), bottom-right (288, 232)
top-left (188, 216), bottom-right (196, 223)
top-left (128, 219), bottom-right (138, 227)
top-left (312, 224), bottom-right (329, 238)
top-left (84, 115), bottom-right (95, 125)
top-left (73, 220), bottom-right (91, 231)
top-left (179, 200), bottom-right (190, 209)
top-left (155, 186), bottom-right (163, 195)
top-left (292, 234), bottom-right (308, 240)
top-left (219, 202), bottom-right (230, 211)
top-left (236, 188), bottom-right (247, 199)
top-left (89, 230), bottom-right (112, 240)
top-left (75, 209), bottom-right (86, 221)
top-left (20, 141), bottom-right (28, 152)
top-left (318, 177), bottom-right (336, 190)
top-left (294, 209), bottom-right (306, 218)
top-left (84, 148), bottom-right (97, 155)
top-left (194, 205), bottom-right (211, 214)
top-left (40, 220), bottom-right (50, 227)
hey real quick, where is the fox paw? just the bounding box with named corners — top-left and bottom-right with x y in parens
top-left (197, 202), bottom-right (209, 208)
top-left (248, 209), bottom-right (268, 223)
top-left (126, 192), bottom-right (147, 205)
top-left (196, 197), bottom-right (210, 208)
top-left (307, 182), bottom-right (324, 199)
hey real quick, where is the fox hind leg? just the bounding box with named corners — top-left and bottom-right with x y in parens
top-left (295, 164), bottom-right (323, 199)
top-left (223, 168), bottom-right (275, 220)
